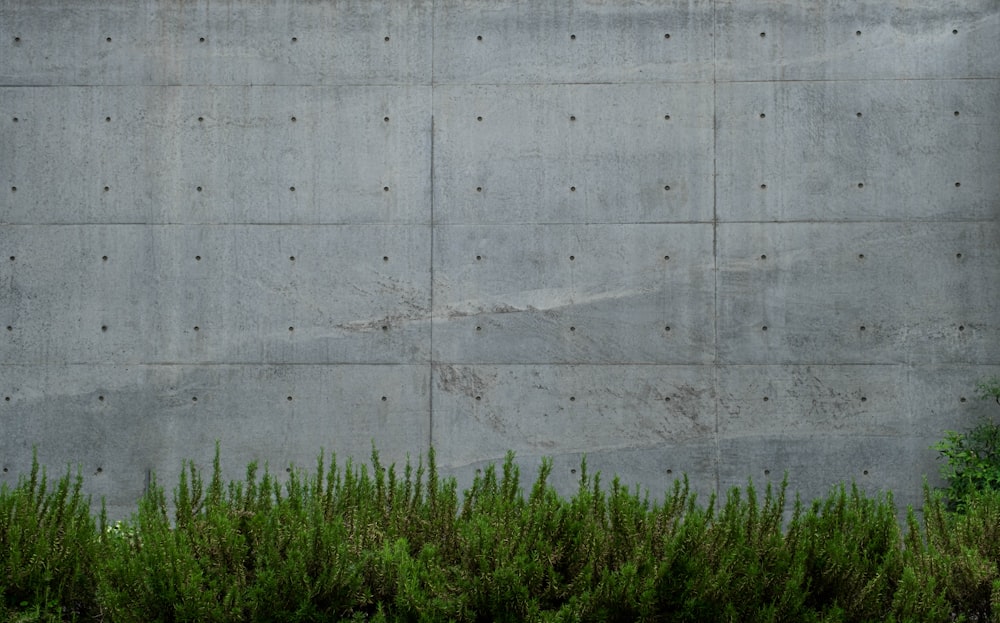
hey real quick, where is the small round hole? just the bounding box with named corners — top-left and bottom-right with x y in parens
top-left (760, 32), bottom-right (766, 38)
top-left (197, 116), bottom-right (204, 122)
top-left (102, 256), bottom-right (108, 261)
top-left (858, 254), bottom-right (865, 259)
top-left (476, 35), bottom-right (482, 41)
top-left (106, 37), bottom-right (112, 42)
top-left (289, 256), bottom-right (295, 261)
top-left (290, 116), bottom-right (297, 122)
top-left (10, 187), bottom-right (16, 192)
top-left (858, 183), bottom-right (864, 189)
top-left (861, 396), bottom-right (867, 402)
top-left (382, 256), bottom-right (388, 262)
top-left (476, 187), bottom-right (482, 192)
top-left (105, 116), bottom-right (111, 122)
top-left (760, 254), bottom-right (767, 260)
top-left (381, 396), bottom-right (387, 401)
top-left (384, 116), bottom-right (389, 122)
top-left (569, 396), bottom-right (576, 402)
top-left (98, 396), bottom-right (105, 402)
top-left (959, 325), bottom-right (965, 331)
top-left (759, 113), bottom-right (766, 119)
top-left (287, 396), bottom-right (293, 401)
top-left (476, 116), bottom-right (483, 122)
top-left (288, 326), bottom-right (294, 332)
top-left (860, 326), bottom-right (866, 331)
top-left (955, 182), bottom-right (961, 187)
top-left (569, 326), bottom-right (576, 331)
top-left (956, 253), bottom-right (963, 259)
top-left (665, 396), bottom-right (671, 402)
top-left (855, 30), bottom-right (861, 36)
top-left (475, 396), bottom-right (481, 401)
top-left (863, 469), bottom-right (869, 475)
top-left (12, 117), bottom-right (18, 122)
top-left (570, 186), bottom-right (576, 192)
top-left (664, 326), bottom-right (671, 332)
top-left (101, 325), bottom-right (107, 332)
top-left (664, 114), bottom-right (671, 120)
top-left (193, 326), bottom-right (200, 331)
top-left (195, 255), bottom-right (201, 261)
top-left (570, 34), bottom-right (576, 40)
top-left (291, 37), bottom-right (297, 43)
top-left (475, 326), bottom-right (482, 331)
top-left (196, 186), bottom-right (203, 192)
top-left (856, 112), bottom-right (862, 118)
top-left (763, 396), bottom-right (769, 402)
top-left (952, 29), bottom-right (958, 35)
top-left (383, 186), bottom-right (389, 192)
top-left (382, 325), bottom-right (388, 331)
top-left (384, 36), bottom-right (390, 42)
top-left (96, 467), bottom-right (103, 473)
top-left (569, 255), bottom-right (575, 260)
top-left (664, 185), bottom-right (671, 191)
top-left (192, 396), bottom-right (198, 402)
top-left (764, 469), bottom-right (770, 475)
top-left (14, 37), bottom-right (20, 43)
top-left (475, 255), bottom-right (481, 260)
top-left (954, 111), bottom-right (960, 116)
top-left (570, 115), bottom-right (576, 121)
top-left (199, 37), bottom-right (205, 43)
top-left (571, 468), bottom-right (577, 474)
top-left (104, 186), bottom-right (110, 192)
top-left (666, 469), bottom-right (673, 474)
top-left (664, 33), bottom-right (671, 39)
top-left (762, 325), bottom-right (768, 331)
top-left (760, 184), bottom-right (767, 190)
top-left (664, 255), bottom-right (670, 261)
top-left (289, 186), bottom-right (295, 192)
top-left (961, 397), bottom-right (967, 403)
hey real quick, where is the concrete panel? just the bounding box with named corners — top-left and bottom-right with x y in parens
top-left (433, 84), bottom-right (714, 224)
top-left (1, 86), bottom-right (432, 224)
top-left (432, 224), bottom-right (714, 364)
top-left (717, 222), bottom-right (1000, 365)
top-left (716, 0), bottom-right (1000, 82)
top-left (0, 1), bottom-right (432, 86)
top-left (718, 435), bottom-right (935, 512)
top-left (0, 225), bottom-right (431, 364)
top-left (717, 80), bottom-right (1000, 222)
top-left (433, 363), bottom-right (717, 500)
top-left (434, 0), bottom-right (715, 84)
top-left (0, 363), bottom-right (429, 517)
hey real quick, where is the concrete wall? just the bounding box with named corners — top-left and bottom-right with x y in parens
top-left (1, 0), bottom-right (998, 517)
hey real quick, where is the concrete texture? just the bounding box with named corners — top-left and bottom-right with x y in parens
top-left (1, 0), bottom-right (999, 518)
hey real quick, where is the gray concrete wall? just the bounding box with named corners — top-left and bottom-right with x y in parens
top-left (1, 0), bottom-right (998, 517)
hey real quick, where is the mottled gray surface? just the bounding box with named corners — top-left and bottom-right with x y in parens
top-left (1, 0), bottom-right (998, 518)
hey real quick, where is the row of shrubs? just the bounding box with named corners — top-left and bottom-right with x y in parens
top-left (2, 445), bottom-right (1000, 622)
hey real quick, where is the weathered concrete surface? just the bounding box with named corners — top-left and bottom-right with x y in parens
top-left (1, 0), bottom-right (999, 518)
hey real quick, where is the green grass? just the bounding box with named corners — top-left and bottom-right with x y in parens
top-left (2, 445), bottom-right (1000, 622)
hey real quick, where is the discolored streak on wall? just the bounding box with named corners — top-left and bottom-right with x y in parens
top-left (1, 1), bottom-right (998, 517)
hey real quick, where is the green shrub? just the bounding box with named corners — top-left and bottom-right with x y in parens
top-left (933, 377), bottom-right (1000, 510)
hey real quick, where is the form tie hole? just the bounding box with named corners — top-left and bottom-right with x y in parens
top-left (384, 116), bottom-right (390, 122)
top-left (287, 396), bottom-right (293, 401)
top-left (863, 470), bottom-right (869, 475)
top-left (665, 396), bottom-right (671, 402)
top-left (664, 33), bottom-right (671, 39)
top-left (858, 254), bottom-right (865, 259)
top-left (860, 325), bottom-right (866, 331)
top-left (477, 35), bottom-right (482, 41)
top-left (762, 325), bottom-right (768, 331)
top-left (764, 469), bottom-right (770, 475)
top-left (381, 325), bottom-right (388, 331)
top-left (664, 185), bottom-right (671, 191)
top-left (861, 396), bottom-right (867, 402)
top-left (476, 187), bottom-right (482, 192)
top-left (383, 256), bottom-right (389, 262)
top-left (106, 37), bottom-right (112, 42)
top-left (570, 186), bottom-right (576, 192)
top-left (570, 396), bottom-right (576, 402)
top-left (193, 326), bottom-right (200, 331)
top-left (760, 184), bottom-right (767, 190)
top-left (196, 186), bottom-right (203, 192)
top-left (289, 186), bottom-right (295, 192)
top-left (763, 396), bottom-right (769, 402)
top-left (961, 397), bottom-right (967, 403)
top-left (856, 112), bottom-right (862, 118)
top-left (6, 326), bottom-right (11, 332)
top-left (12, 117), bottom-right (17, 122)
top-left (101, 325), bottom-right (107, 332)
top-left (8, 256), bottom-right (14, 261)
top-left (476, 116), bottom-right (483, 122)
top-left (381, 396), bottom-right (387, 402)
top-left (10, 187), bottom-right (16, 192)
top-left (570, 326), bottom-right (576, 332)
top-left (570, 34), bottom-right (576, 40)
top-left (383, 186), bottom-right (389, 192)
top-left (475, 396), bottom-right (481, 401)
top-left (475, 326), bottom-right (482, 331)
top-left (760, 254), bottom-right (767, 260)
top-left (384, 36), bottom-right (390, 42)
top-left (664, 326), bottom-right (671, 332)
top-left (289, 256), bottom-right (295, 261)
top-left (96, 467), bottom-right (103, 473)
top-left (760, 32), bottom-right (766, 38)
top-left (858, 183), bottom-right (864, 189)
top-left (195, 255), bottom-right (201, 261)
top-left (956, 253), bottom-right (963, 259)
top-left (664, 114), bottom-right (671, 120)
top-left (14, 37), bottom-right (20, 43)
top-left (192, 397), bottom-right (197, 402)
top-left (475, 255), bottom-right (482, 260)
top-left (952, 29), bottom-right (958, 35)
top-left (759, 113), bottom-right (766, 119)
top-left (199, 37), bottom-right (206, 43)
top-left (856, 30), bottom-right (861, 36)
top-left (98, 396), bottom-right (105, 402)
top-left (288, 326), bottom-right (294, 332)
top-left (955, 182), bottom-right (961, 187)
top-left (664, 255), bottom-right (670, 261)
top-left (291, 37), bottom-right (297, 43)
top-left (954, 111), bottom-right (960, 117)
top-left (569, 255), bottom-right (575, 261)
top-left (104, 186), bottom-right (110, 192)
top-left (570, 115), bottom-right (576, 121)
top-left (959, 325), bottom-right (965, 332)
top-left (291, 116), bottom-right (297, 122)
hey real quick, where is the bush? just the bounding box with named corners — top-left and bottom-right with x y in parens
top-left (933, 377), bottom-right (1000, 510)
